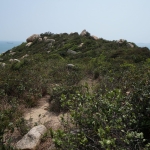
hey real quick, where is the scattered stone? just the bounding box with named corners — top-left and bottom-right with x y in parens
top-left (127, 42), bottom-right (134, 48)
top-left (26, 34), bottom-right (40, 43)
top-left (67, 49), bottom-right (77, 55)
top-left (26, 42), bottom-right (32, 47)
top-left (92, 35), bottom-right (99, 40)
top-left (16, 125), bottom-right (47, 150)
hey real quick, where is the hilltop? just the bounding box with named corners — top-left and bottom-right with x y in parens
top-left (1, 30), bottom-right (150, 149)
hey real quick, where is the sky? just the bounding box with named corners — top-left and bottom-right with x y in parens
top-left (0, 0), bottom-right (150, 43)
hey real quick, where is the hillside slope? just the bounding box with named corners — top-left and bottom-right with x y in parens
top-left (1, 30), bottom-right (150, 149)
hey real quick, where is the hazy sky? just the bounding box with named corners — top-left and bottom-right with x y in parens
top-left (1, 0), bottom-right (150, 43)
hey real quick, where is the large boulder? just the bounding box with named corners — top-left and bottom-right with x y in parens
top-left (26, 34), bottom-right (40, 43)
top-left (80, 29), bottom-right (88, 36)
top-left (16, 125), bottom-right (47, 150)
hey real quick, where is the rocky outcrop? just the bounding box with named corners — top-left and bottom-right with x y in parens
top-left (26, 34), bottom-right (40, 43)
top-left (80, 29), bottom-right (88, 36)
top-left (26, 42), bottom-right (32, 47)
top-left (16, 125), bottom-right (47, 150)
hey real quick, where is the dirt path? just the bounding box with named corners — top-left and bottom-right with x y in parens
top-left (24, 95), bottom-right (61, 130)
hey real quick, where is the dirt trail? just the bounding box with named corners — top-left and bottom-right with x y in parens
top-left (24, 95), bottom-right (61, 130)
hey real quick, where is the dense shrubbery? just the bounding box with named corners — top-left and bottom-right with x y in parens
top-left (0, 31), bottom-right (150, 149)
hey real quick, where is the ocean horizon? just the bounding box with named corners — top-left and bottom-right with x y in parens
top-left (0, 41), bottom-right (23, 54)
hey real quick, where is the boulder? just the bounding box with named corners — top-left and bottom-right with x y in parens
top-left (16, 125), bottom-right (47, 150)
top-left (21, 54), bottom-right (29, 59)
top-left (127, 42), bottom-right (134, 48)
top-left (80, 29), bottom-right (88, 36)
top-left (26, 34), bottom-right (40, 43)
top-left (43, 36), bottom-right (48, 41)
top-left (0, 62), bottom-right (6, 67)
top-left (116, 39), bottom-right (126, 44)
top-left (92, 35), bottom-right (99, 40)
top-left (9, 59), bottom-right (20, 62)
top-left (78, 43), bottom-right (84, 48)
top-left (45, 39), bottom-right (55, 43)
top-left (67, 49), bottom-right (77, 55)
top-left (66, 64), bottom-right (75, 68)
top-left (47, 43), bottom-right (53, 48)
top-left (38, 38), bottom-right (42, 42)
top-left (26, 42), bottom-right (32, 47)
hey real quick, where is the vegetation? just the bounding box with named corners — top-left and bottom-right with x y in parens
top-left (0, 30), bottom-right (150, 149)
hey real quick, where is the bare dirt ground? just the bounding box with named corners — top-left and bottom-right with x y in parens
top-left (24, 95), bottom-right (61, 129)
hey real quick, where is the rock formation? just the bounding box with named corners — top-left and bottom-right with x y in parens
top-left (26, 34), bottom-right (40, 43)
top-left (16, 125), bottom-right (47, 150)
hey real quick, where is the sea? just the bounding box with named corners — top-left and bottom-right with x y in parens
top-left (0, 41), bottom-right (23, 54)
top-left (0, 41), bottom-right (150, 54)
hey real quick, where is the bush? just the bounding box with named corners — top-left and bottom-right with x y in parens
top-left (52, 87), bottom-right (150, 149)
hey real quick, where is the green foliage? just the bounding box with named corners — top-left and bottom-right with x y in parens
top-left (53, 88), bottom-right (149, 149)
top-left (1, 31), bottom-right (150, 149)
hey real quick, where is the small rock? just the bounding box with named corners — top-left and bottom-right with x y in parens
top-left (16, 125), bottom-right (47, 150)
top-left (67, 49), bottom-right (77, 55)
